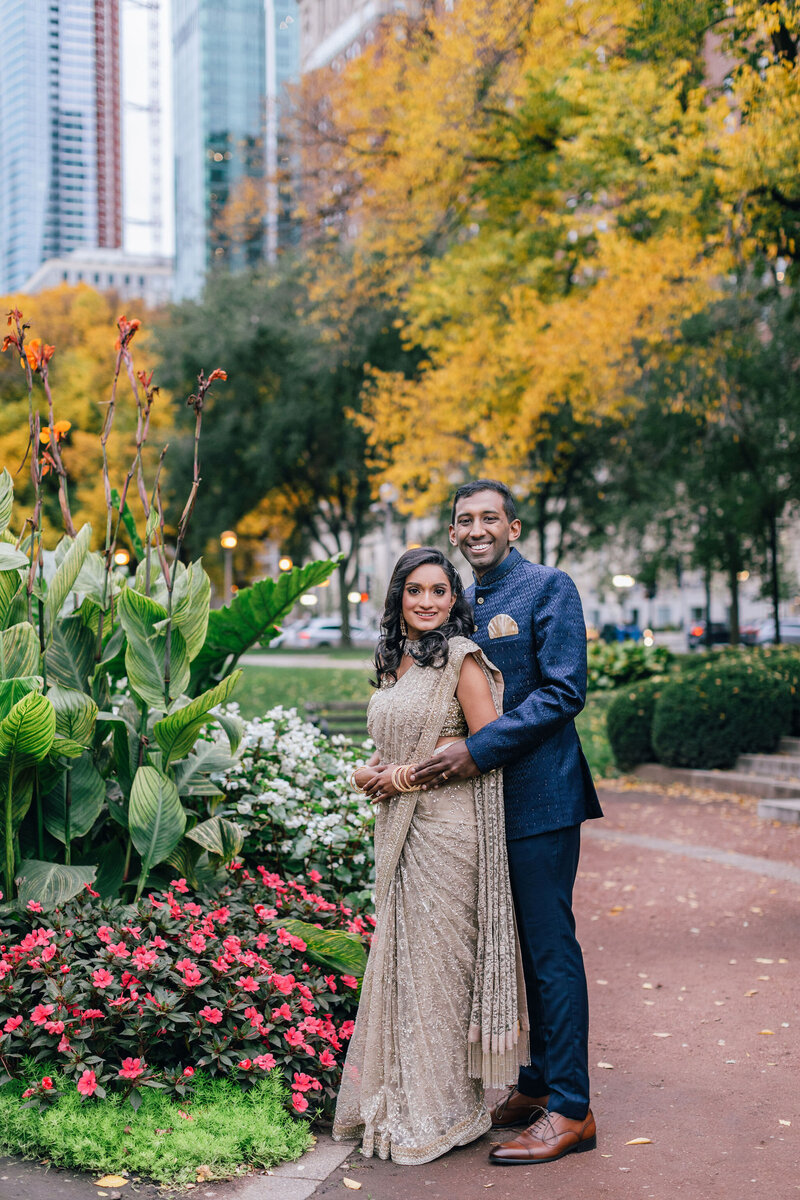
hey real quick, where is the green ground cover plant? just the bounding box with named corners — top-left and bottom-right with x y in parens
top-left (0, 1065), bottom-right (310, 1184)
top-left (587, 641), bottom-right (673, 691)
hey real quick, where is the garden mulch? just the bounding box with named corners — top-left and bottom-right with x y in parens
top-left (4, 777), bottom-right (800, 1200)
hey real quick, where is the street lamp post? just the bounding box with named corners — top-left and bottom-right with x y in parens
top-left (612, 573), bottom-right (635, 627)
top-left (220, 531), bottom-right (238, 601)
top-left (379, 482), bottom-right (399, 592)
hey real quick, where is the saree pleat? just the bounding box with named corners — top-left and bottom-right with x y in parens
top-left (332, 637), bottom-right (528, 1165)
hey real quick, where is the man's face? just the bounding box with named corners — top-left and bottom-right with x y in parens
top-left (449, 489), bottom-right (521, 578)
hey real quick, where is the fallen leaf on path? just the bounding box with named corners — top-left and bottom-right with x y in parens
top-left (609, 906), bottom-right (624, 915)
top-left (744, 990), bottom-right (758, 997)
top-left (343, 1180), bottom-right (362, 1190)
top-left (626, 1138), bottom-right (653, 1145)
top-left (779, 1120), bottom-right (791, 1127)
top-left (597, 1061), bottom-right (614, 1069)
top-left (653, 1032), bottom-right (671, 1038)
top-left (95, 1179), bottom-right (127, 1189)
top-left (755, 958), bottom-right (774, 964)
top-left (601, 1153), bottom-right (613, 1158)
top-left (195, 1166), bottom-right (213, 1182)
top-left (642, 982), bottom-right (654, 989)
top-left (778, 958), bottom-right (788, 963)
top-left (758, 975), bottom-right (770, 981)
top-left (759, 1030), bottom-right (775, 1035)
top-left (596, 979), bottom-right (609, 985)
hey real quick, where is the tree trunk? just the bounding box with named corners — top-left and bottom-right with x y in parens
top-left (727, 565), bottom-right (740, 646)
top-left (536, 492), bottom-right (547, 565)
top-left (768, 509), bottom-right (781, 644)
top-left (704, 566), bottom-right (713, 650)
top-left (338, 558), bottom-right (352, 647)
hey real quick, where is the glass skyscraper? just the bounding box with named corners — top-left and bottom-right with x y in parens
top-left (172, 0), bottom-right (268, 299)
top-left (0, 0), bottom-right (121, 295)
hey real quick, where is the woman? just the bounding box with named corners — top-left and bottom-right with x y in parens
top-left (333, 547), bottom-right (528, 1164)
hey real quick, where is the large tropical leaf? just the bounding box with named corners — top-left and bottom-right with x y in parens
top-left (0, 545), bottom-right (28, 572)
top-left (189, 557), bottom-right (340, 694)
top-left (48, 684), bottom-right (98, 746)
top-left (0, 676), bottom-right (43, 721)
top-left (185, 815), bottom-right (244, 862)
top-left (72, 549), bottom-right (112, 607)
top-left (0, 621), bottom-right (40, 680)
top-left (42, 753), bottom-right (105, 843)
top-left (273, 917), bottom-right (367, 979)
top-left (118, 586), bottom-right (190, 710)
top-left (0, 468), bottom-right (13, 534)
top-left (173, 739), bottom-right (239, 797)
top-left (46, 615), bottom-right (95, 691)
top-left (0, 568), bottom-right (23, 628)
top-left (153, 562), bottom-right (210, 662)
top-left (97, 710), bottom-right (137, 799)
top-left (0, 691), bottom-right (56, 765)
top-left (44, 525), bottom-right (91, 638)
top-left (93, 838), bottom-right (126, 898)
top-left (129, 765), bottom-right (187, 897)
top-left (15, 860), bottom-right (97, 909)
top-left (153, 671), bottom-right (242, 765)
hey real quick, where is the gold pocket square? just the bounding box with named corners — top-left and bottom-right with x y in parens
top-left (487, 613), bottom-right (519, 639)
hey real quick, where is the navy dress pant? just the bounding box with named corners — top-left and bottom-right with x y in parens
top-left (506, 823), bottom-right (590, 1120)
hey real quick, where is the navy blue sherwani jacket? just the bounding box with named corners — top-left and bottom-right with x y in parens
top-left (464, 548), bottom-right (603, 840)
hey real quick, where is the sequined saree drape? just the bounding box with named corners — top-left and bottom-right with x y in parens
top-left (333, 637), bottom-right (528, 1165)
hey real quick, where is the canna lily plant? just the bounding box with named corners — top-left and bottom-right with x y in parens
top-left (0, 308), bottom-right (339, 908)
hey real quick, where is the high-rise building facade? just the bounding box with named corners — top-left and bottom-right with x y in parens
top-left (172, 0), bottom-right (267, 299)
top-left (297, 0), bottom-right (425, 72)
top-left (266, 0), bottom-right (300, 257)
top-left (0, 0), bottom-right (122, 295)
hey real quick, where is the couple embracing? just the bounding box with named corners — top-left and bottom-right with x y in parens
top-left (333, 480), bottom-right (603, 1168)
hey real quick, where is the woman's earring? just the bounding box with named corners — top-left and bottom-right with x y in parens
top-left (400, 615), bottom-right (408, 637)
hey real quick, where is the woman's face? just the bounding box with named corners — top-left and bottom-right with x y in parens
top-left (401, 564), bottom-right (453, 639)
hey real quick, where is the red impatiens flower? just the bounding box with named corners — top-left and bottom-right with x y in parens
top-left (253, 1053), bottom-right (276, 1070)
top-left (341, 975), bottom-right (359, 989)
top-left (40, 1076), bottom-right (54, 1090)
top-left (291, 1072), bottom-right (322, 1093)
top-left (3, 1016), bottom-right (23, 1032)
top-left (291, 1092), bottom-right (309, 1113)
top-left (77, 1069), bottom-right (97, 1097)
top-left (92, 967), bottom-right (113, 988)
top-left (31, 1004), bottom-right (55, 1026)
top-left (183, 1066), bottom-right (194, 1077)
top-left (26, 901), bottom-right (43, 914)
top-left (271, 1002), bottom-right (292, 1022)
top-left (308, 869), bottom-right (323, 883)
top-left (118, 1057), bottom-right (144, 1080)
top-left (237, 1059), bottom-right (252, 1071)
top-left (284, 1027), bottom-right (305, 1047)
top-left (318, 1049), bottom-right (337, 1070)
top-left (235, 974), bottom-right (258, 992)
top-left (199, 1006), bottom-right (223, 1024)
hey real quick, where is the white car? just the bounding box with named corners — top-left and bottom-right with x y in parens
top-left (753, 618), bottom-right (800, 645)
top-left (276, 616), bottom-right (380, 649)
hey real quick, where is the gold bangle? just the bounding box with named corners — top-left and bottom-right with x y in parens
top-left (348, 768), bottom-right (364, 792)
top-left (391, 765), bottom-right (416, 793)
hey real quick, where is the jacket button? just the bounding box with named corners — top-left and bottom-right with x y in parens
top-left (477, 597), bottom-right (484, 604)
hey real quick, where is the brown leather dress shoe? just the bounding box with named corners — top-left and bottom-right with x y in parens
top-left (489, 1108), bottom-right (597, 1164)
top-left (489, 1086), bottom-right (550, 1128)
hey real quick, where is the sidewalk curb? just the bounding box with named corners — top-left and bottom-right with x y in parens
top-left (233, 1134), bottom-right (353, 1200)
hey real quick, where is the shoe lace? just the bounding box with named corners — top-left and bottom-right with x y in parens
top-left (526, 1111), bottom-right (558, 1142)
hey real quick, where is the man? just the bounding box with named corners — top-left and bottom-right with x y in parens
top-left (413, 479), bottom-right (603, 1165)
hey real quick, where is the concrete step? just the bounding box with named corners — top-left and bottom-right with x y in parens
top-left (736, 753), bottom-right (800, 781)
top-left (634, 763), bottom-right (800, 799)
top-left (779, 736), bottom-right (800, 754)
top-left (757, 798), bottom-right (800, 824)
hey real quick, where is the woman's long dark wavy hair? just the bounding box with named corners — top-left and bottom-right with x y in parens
top-left (374, 547), bottom-right (474, 687)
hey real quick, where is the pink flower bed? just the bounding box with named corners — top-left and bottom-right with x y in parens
top-left (0, 865), bottom-right (373, 1113)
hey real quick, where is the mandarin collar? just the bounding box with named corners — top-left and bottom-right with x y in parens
top-left (474, 547), bottom-right (523, 589)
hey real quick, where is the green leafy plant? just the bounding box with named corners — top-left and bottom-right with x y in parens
top-left (606, 677), bottom-right (666, 771)
top-left (0, 866), bottom-right (370, 1117)
top-left (0, 311), bottom-right (340, 904)
top-left (587, 640), bottom-right (673, 691)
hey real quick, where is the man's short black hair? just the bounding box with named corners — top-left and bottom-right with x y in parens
top-left (451, 479), bottom-right (518, 525)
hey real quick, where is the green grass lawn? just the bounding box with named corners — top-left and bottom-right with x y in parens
top-left (234, 663), bottom-right (616, 779)
top-left (234, 664), bottom-right (374, 719)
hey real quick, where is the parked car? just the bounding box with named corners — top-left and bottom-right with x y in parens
top-left (753, 618), bottom-right (800, 645)
top-left (687, 621), bottom-right (730, 650)
top-left (276, 616), bottom-right (380, 650)
top-left (599, 622), bottom-right (643, 643)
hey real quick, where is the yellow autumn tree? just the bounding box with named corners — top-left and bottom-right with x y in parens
top-left (294, 0), bottom-right (738, 520)
top-left (0, 285), bottom-right (173, 546)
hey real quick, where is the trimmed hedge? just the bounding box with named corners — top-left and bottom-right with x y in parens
top-left (651, 661), bottom-right (791, 769)
top-left (606, 678), bottom-right (667, 771)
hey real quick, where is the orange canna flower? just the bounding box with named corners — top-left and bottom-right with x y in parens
top-left (40, 450), bottom-right (57, 477)
top-left (24, 339), bottom-right (56, 370)
top-left (1, 332), bottom-right (20, 354)
top-left (115, 314), bottom-right (141, 350)
top-left (208, 368), bottom-right (228, 383)
top-left (39, 420), bottom-right (72, 445)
